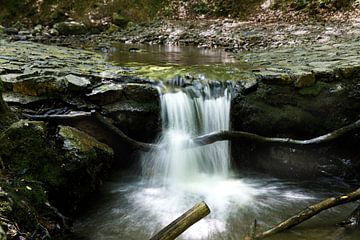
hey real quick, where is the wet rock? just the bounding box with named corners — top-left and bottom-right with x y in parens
top-left (64, 74), bottom-right (91, 91)
top-left (53, 21), bottom-right (87, 35)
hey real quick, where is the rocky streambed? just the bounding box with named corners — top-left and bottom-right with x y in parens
top-left (0, 30), bottom-right (360, 238)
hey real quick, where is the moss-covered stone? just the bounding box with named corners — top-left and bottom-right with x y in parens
top-left (53, 21), bottom-right (87, 35)
top-left (112, 13), bottom-right (129, 28)
top-left (55, 126), bottom-right (114, 212)
top-left (0, 120), bottom-right (114, 222)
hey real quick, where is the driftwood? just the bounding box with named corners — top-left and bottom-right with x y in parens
top-left (253, 187), bottom-right (360, 239)
top-left (149, 201), bottom-right (210, 240)
top-left (24, 111), bottom-right (360, 151)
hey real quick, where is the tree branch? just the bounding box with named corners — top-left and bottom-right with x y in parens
top-left (191, 119), bottom-right (360, 147)
top-left (93, 112), bottom-right (156, 151)
top-left (254, 187), bottom-right (360, 239)
top-left (149, 201), bottom-right (210, 240)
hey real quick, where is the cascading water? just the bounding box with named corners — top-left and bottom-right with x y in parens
top-left (144, 85), bottom-right (231, 186)
top-left (71, 83), bottom-right (358, 240)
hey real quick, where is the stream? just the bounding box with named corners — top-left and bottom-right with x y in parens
top-left (69, 44), bottom-right (360, 240)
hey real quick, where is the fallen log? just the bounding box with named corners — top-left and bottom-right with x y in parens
top-left (192, 119), bottom-right (360, 147)
top-left (149, 201), bottom-right (210, 240)
top-left (24, 111), bottom-right (360, 151)
top-left (254, 187), bottom-right (360, 239)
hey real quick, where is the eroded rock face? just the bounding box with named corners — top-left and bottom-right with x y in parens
top-left (231, 42), bottom-right (360, 179)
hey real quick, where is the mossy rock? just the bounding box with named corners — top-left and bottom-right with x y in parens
top-left (55, 126), bottom-right (114, 212)
top-left (112, 13), bottom-right (129, 28)
top-left (53, 21), bottom-right (87, 35)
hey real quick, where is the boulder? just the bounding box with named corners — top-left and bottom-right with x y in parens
top-left (55, 126), bottom-right (114, 211)
top-left (53, 21), bottom-right (87, 35)
top-left (0, 120), bottom-right (114, 215)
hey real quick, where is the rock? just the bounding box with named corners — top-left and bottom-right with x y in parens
top-left (86, 83), bottom-right (124, 105)
top-left (2, 92), bottom-right (49, 105)
top-left (0, 120), bottom-right (114, 216)
top-left (112, 13), bottom-right (129, 28)
top-left (0, 78), bottom-right (15, 130)
top-left (11, 76), bottom-right (66, 96)
top-left (49, 28), bottom-right (59, 36)
top-left (292, 70), bottom-right (316, 88)
top-left (255, 70), bottom-right (293, 85)
top-left (58, 125), bottom-right (113, 157)
top-left (56, 126), bottom-right (114, 210)
top-left (0, 225), bottom-right (5, 240)
top-left (4, 27), bottom-right (18, 35)
top-left (53, 21), bottom-right (87, 35)
top-left (107, 23), bottom-right (120, 33)
top-left (64, 74), bottom-right (91, 91)
top-left (33, 24), bottom-right (43, 34)
top-left (123, 83), bottom-right (160, 102)
top-left (0, 25), bottom-right (4, 34)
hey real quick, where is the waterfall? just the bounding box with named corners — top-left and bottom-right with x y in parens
top-left (143, 84), bottom-right (231, 186)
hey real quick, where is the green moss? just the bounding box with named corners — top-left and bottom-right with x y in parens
top-left (124, 63), bottom-right (253, 81)
top-left (58, 126), bottom-right (113, 154)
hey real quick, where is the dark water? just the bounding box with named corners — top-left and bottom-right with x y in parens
top-left (70, 171), bottom-right (360, 240)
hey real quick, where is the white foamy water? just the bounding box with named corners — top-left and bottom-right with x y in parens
top-left (143, 86), bottom-right (231, 186)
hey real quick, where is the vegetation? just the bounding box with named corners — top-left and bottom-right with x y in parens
top-left (0, 0), bottom-right (357, 28)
